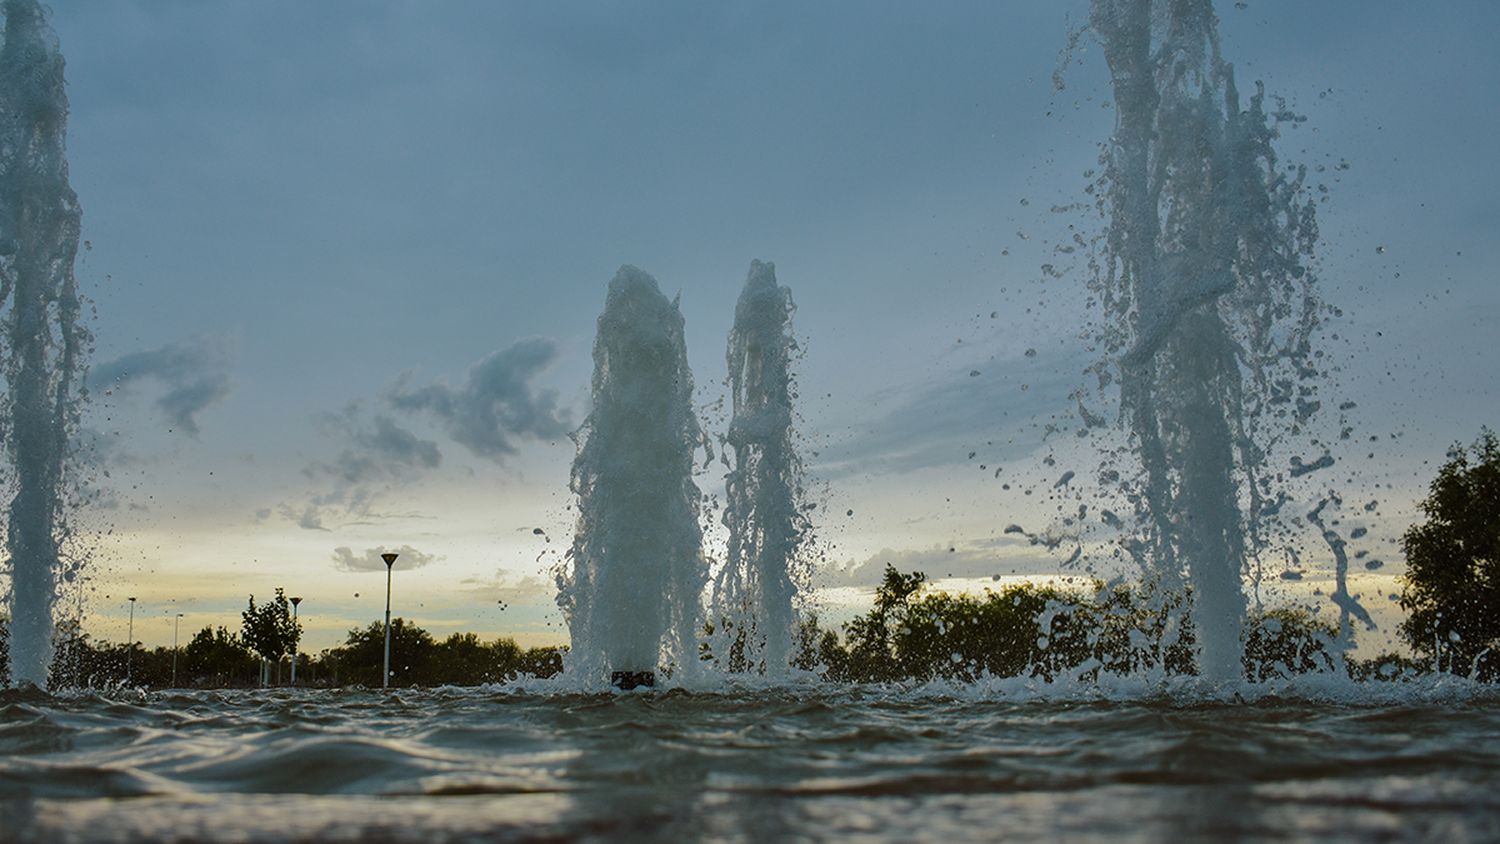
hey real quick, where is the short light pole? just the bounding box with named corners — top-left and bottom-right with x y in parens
top-left (381, 552), bottom-right (398, 689)
top-left (289, 596), bottom-right (302, 685)
top-left (171, 612), bottom-right (184, 687)
top-left (126, 597), bottom-right (137, 684)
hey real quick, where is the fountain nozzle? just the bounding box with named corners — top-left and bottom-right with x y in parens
top-left (611, 671), bottom-right (655, 691)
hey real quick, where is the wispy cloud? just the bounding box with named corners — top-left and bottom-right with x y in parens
top-left (90, 337), bottom-right (233, 437)
top-left (331, 544), bottom-right (438, 573)
top-left (287, 337), bottom-right (571, 530)
top-left (289, 406), bottom-right (443, 529)
top-left (815, 536), bottom-right (1071, 590)
top-left (309, 406), bottom-right (442, 486)
top-left (387, 336), bottom-right (572, 460)
top-left (812, 347), bottom-right (1086, 478)
top-left (459, 570), bottom-right (555, 603)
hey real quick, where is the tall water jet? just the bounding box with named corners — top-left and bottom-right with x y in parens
top-left (1087, 0), bottom-right (1324, 680)
top-left (712, 260), bottom-right (808, 675)
top-left (557, 266), bottom-right (708, 687)
top-left (0, 0), bottom-right (88, 688)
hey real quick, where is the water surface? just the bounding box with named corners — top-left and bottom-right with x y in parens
top-left (2, 684), bottom-right (1498, 842)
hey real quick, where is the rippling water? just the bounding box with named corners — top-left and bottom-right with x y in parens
top-left (3, 680), bottom-right (1499, 843)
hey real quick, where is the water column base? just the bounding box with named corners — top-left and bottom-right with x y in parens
top-left (611, 671), bottom-right (655, 690)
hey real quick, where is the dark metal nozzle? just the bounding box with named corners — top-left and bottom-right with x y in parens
top-left (610, 671), bottom-right (655, 690)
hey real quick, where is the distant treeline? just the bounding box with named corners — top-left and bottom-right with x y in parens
top-left (0, 615), bottom-right (563, 690)
top-left (757, 565), bottom-right (1430, 684)
top-left (0, 570), bottom-right (1453, 690)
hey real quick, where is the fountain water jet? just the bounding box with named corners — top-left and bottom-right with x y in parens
top-left (0, 0), bottom-right (89, 688)
top-left (1087, 0), bottom-right (1327, 680)
top-left (556, 266), bottom-right (709, 687)
top-left (712, 260), bottom-right (808, 676)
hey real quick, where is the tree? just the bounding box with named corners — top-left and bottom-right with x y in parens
top-left (838, 565), bottom-right (926, 682)
top-left (183, 626), bottom-right (257, 687)
top-left (1399, 430), bottom-right (1500, 679)
top-left (827, 565), bottom-right (1114, 683)
top-left (241, 589), bottom-right (300, 684)
top-left (323, 618), bottom-right (435, 687)
top-left (1242, 608), bottom-right (1338, 681)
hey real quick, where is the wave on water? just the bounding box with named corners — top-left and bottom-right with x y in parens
top-left (2, 681), bottom-right (1499, 842)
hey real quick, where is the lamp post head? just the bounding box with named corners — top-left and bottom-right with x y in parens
top-left (381, 552), bottom-right (399, 569)
top-left (290, 596), bottom-right (302, 607)
top-left (128, 597), bottom-right (136, 603)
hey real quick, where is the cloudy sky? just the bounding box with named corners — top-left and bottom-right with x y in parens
top-left (28, 1), bottom-right (1499, 653)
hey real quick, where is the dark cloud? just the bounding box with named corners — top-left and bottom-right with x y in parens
top-left (90, 338), bottom-right (233, 436)
top-left (387, 337), bottom-right (571, 460)
top-left (331, 544), bottom-right (438, 573)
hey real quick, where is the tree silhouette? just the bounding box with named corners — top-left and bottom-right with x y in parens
top-left (240, 589), bottom-right (300, 683)
top-left (801, 564), bottom-right (1331, 683)
top-left (1399, 430), bottom-right (1500, 679)
top-left (318, 618), bottom-right (562, 686)
top-left (183, 626), bottom-right (257, 687)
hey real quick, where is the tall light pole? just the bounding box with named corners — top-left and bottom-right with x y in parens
top-left (171, 612), bottom-right (183, 687)
top-left (126, 597), bottom-right (137, 684)
top-left (289, 596), bottom-right (302, 685)
top-left (381, 552), bottom-right (398, 689)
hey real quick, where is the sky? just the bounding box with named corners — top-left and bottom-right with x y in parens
top-left (13, 1), bottom-right (1498, 654)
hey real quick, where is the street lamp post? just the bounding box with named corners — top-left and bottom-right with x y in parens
top-left (381, 552), bottom-right (398, 689)
top-left (171, 612), bottom-right (183, 687)
top-left (72, 579), bottom-right (86, 688)
top-left (289, 596), bottom-right (302, 685)
top-left (126, 597), bottom-right (137, 684)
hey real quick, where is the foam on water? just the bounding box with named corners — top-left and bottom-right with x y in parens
top-left (711, 260), bottom-right (809, 677)
top-left (556, 266), bottom-right (709, 686)
top-left (1086, 0), bottom-right (1329, 680)
top-left (0, 0), bottom-right (89, 689)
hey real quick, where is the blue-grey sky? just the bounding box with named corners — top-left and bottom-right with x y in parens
top-left (33, 1), bottom-right (1500, 651)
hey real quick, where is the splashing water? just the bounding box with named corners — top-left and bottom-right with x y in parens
top-left (556, 266), bottom-right (709, 685)
top-left (0, 0), bottom-right (89, 688)
top-left (711, 260), bottom-right (809, 676)
top-left (1087, 0), bottom-right (1327, 681)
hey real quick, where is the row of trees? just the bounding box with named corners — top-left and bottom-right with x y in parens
top-left (0, 614), bottom-right (564, 690)
top-left (318, 619), bottom-right (563, 686)
top-left (747, 565), bottom-right (1349, 684)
